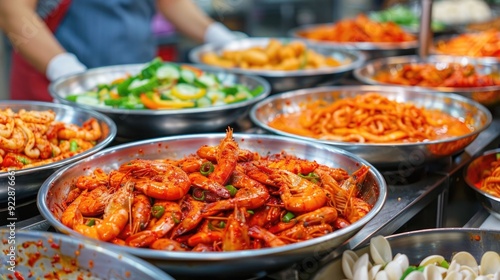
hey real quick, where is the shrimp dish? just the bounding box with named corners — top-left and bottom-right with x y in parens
top-left (0, 108), bottom-right (102, 172)
top-left (58, 128), bottom-right (374, 252)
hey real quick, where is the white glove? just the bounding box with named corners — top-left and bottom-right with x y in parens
top-left (46, 52), bottom-right (87, 82)
top-left (204, 22), bottom-right (247, 45)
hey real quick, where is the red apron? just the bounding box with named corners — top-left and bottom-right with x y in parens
top-left (10, 0), bottom-right (72, 102)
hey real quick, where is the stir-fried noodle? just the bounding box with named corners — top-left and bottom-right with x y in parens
top-left (268, 93), bottom-right (473, 143)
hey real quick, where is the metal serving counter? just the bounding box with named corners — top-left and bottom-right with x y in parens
top-left (6, 111), bottom-right (500, 280)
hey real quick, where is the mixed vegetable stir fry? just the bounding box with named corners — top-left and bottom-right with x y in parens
top-left (65, 58), bottom-right (264, 110)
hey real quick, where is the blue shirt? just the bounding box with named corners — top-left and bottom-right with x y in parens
top-left (55, 0), bottom-right (157, 68)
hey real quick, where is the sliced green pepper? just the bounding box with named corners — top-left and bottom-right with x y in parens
top-left (152, 205), bottom-right (165, 219)
top-left (69, 140), bottom-right (79, 152)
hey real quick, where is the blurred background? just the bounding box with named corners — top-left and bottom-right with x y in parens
top-left (0, 0), bottom-right (383, 100)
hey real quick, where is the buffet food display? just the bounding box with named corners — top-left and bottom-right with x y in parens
top-left (0, 108), bottom-right (101, 171)
top-left (294, 14), bottom-right (416, 44)
top-left (64, 58), bottom-right (264, 110)
top-left (0, 101), bottom-right (116, 203)
top-left (57, 129), bottom-right (373, 250)
top-left (312, 229), bottom-right (500, 280)
top-left (465, 148), bottom-right (500, 220)
top-left (434, 30), bottom-right (500, 60)
top-left (200, 39), bottom-right (343, 71)
top-left (354, 55), bottom-right (500, 106)
top-left (250, 86), bottom-right (491, 167)
top-left (189, 37), bottom-right (366, 93)
top-left (5, 6), bottom-right (500, 279)
top-left (267, 92), bottom-right (473, 143)
top-left (38, 131), bottom-right (386, 279)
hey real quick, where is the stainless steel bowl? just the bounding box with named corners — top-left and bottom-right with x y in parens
top-left (289, 24), bottom-right (418, 59)
top-left (37, 133), bottom-right (387, 280)
top-left (354, 55), bottom-right (500, 107)
top-left (464, 148), bottom-right (500, 220)
top-left (311, 228), bottom-right (500, 280)
top-left (249, 85), bottom-right (492, 168)
top-left (189, 37), bottom-right (366, 93)
top-left (0, 229), bottom-right (173, 279)
top-left (49, 63), bottom-right (271, 141)
top-left (0, 101), bottom-right (116, 203)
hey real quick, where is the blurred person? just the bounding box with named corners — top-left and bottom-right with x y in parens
top-left (0, 0), bottom-right (241, 101)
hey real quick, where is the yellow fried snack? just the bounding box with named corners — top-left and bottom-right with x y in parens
top-left (201, 39), bottom-right (344, 71)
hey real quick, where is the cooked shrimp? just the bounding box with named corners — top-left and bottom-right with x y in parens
top-left (0, 112), bottom-right (14, 138)
top-left (131, 193), bottom-right (151, 234)
top-left (202, 169), bottom-right (270, 215)
top-left (74, 183), bottom-right (133, 241)
top-left (248, 225), bottom-right (287, 247)
top-left (0, 126), bottom-right (25, 152)
top-left (120, 159), bottom-right (191, 200)
top-left (75, 168), bottom-right (109, 190)
top-left (150, 238), bottom-right (187, 251)
top-left (278, 223), bottom-right (333, 241)
top-left (269, 206), bottom-right (338, 234)
top-left (265, 155), bottom-right (319, 175)
top-left (177, 156), bottom-right (206, 173)
top-left (77, 186), bottom-right (113, 216)
top-left (346, 197), bottom-right (371, 223)
top-left (57, 118), bottom-right (102, 141)
top-left (197, 145), bottom-right (258, 162)
top-left (15, 118), bottom-right (39, 159)
top-left (187, 220), bottom-right (224, 248)
top-left (126, 201), bottom-right (181, 248)
top-left (172, 196), bottom-right (205, 237)
top-left (248, 196), bottom-right (282, 228)
top-left (189, 172), bottom-right (231, 199)
top-left (61, 190), bottom-right (86, 228)
top-left (208, 127), bottom-right (239, 185)
top-left (222, 206), bottom-right (250, 251)
top-left (18, 109), bottom-right (55, 124)
top-left (267, 168), bottom-right (327, 212)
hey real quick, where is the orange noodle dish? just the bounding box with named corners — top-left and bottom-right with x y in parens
top-left (373, 63), bottom-right (500, 88)
top-left (0, 108), bottom-right (101, 172)
top-left (296, 14), bottom-right (416, 43)
top-left (57, 128), bottom-right (373, 251)
top-left (476, 154), bottom-right (500, 198)
top-left (267, 93), bottom-right (473, 143)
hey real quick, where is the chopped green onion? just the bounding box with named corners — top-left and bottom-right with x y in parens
top-left (218, 221), bottom-right (226, 228)
top-left (247, 210), bottom-right (254, 215)
top-left (86, 219), bottom-right (95, 227)
top-left (299, 172), bottom-right (320, 183)
top-left (439, 260), bottom-right (449, 269)
top-left (200, 162), bottom-right (215, 176)
top-left (152, 205), bottom-right (165, 219)
top-left (69, 140), bottom-right (79, 152)
top-left (16, 156), bottom-right (30, 165)
top-left (192, 190), bottom-right (206, 201)
top-left (401, 266), bottom-right (418, 280)
top-left (282, 212), bottom-right (295, 223)
top-left (172, 213), bottom-right (180, 224)
top-left (496, 153), bottom-right (500, 160)
top-left (225, 184), bottom-right (238, 197)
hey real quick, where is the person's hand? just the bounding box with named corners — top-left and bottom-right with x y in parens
top-left (204, 22), bottom-right (247, 45)
top-left (46, 53), bottom-right (87, 82)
